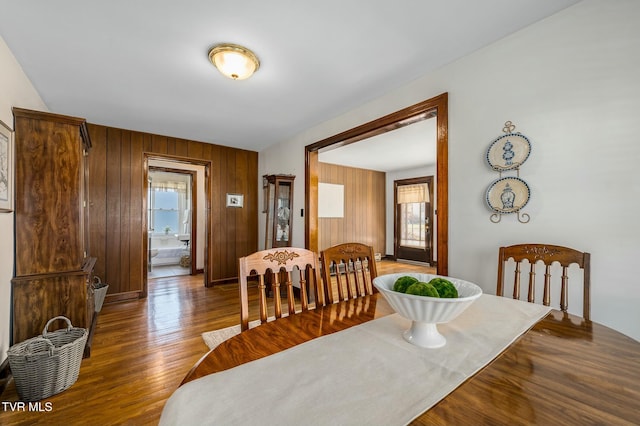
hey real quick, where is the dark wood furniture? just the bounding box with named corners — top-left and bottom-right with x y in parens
top-left (183, 293), bottom-right (640, 425)
top-left (497, 243), bottom-right (591, 320)
top-left (263, 174), bottom-right (294, 248)
top-left (11, 108), bottom-right (97, 355)
top-left (238, 247), bottom-right (324, 331)
top-left (319, 242), bottom-right (378, 303)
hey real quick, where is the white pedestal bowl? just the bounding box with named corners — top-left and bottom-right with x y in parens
top-left (373, 273), bottom-right (482, 348)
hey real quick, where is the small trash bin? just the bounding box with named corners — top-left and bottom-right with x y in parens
top-left (92, 276), bottom-right (109, 312)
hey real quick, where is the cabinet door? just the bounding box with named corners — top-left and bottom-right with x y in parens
top-left (273, 180), bottom-right (293, 247)
top-left (11, 274), bottom-right (88, 343)
top-left (264, 175), bottom-right (295, 248)
top-left (14, 114), bottom-right (85, 275)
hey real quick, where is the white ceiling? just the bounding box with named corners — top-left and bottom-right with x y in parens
top-left (0, 0), bottom-right (580, 162)
top-left (319, 117), bottom-right (437, 171)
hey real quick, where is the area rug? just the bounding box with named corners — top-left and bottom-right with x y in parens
top-left (202, 322), bottom-right (254, 350)
top-left (202, 316), bottom-right (286, 350)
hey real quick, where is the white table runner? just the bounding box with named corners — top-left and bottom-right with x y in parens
top-left (160, 295), bottom-right (551, 426)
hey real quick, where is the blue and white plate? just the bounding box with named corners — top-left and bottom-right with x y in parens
top-left (486, 176), bottom-right (530, 214)
top-left (486, 133), bottom-right (531, 171)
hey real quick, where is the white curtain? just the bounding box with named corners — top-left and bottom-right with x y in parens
top-left (397, 183), bottom-right (429, 204)
top-left (151, 180), bottom-right (188, 192)
top-left (149, 176), bottom-right (190, 235)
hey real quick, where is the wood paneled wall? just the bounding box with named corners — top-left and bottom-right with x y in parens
top-left (87, 124), bottom-right (258, 301)
top-left (318, 162), bottom-right (385, 255)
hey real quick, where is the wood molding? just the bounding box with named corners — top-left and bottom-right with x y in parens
top-left (105, 291), bottom-right (143, 304)
top-left (305, 93), bottom-right (448, 275)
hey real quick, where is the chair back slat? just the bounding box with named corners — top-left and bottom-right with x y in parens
top-left (257, 275), bottom-right (268, 324)
top-left (513, 262), bottom-right (521, 300)
top-left (335, 268), bottom-right (346, 302)
top-left (561, 266), bottom-right (569, 312)
top-left (320, 243), bottom-right (378, 304)
top-left (297, 267), bottom-right (308, 312)
top-left (287, 270), bottom-right (297, 314)
top-left (239, 247), bottom-right (324, 331)
top-left (356, 262), bottom-right (369, 297)
top-left (344, 262), bottom-right (355, 300)
top-left (527, 262), bottom-right (536, 303)
top-left (543, 265), bottom-right (551, 306)
top-left (497, 244), bottom-right (591, 320)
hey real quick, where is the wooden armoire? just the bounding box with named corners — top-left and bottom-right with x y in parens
top-left (11, 108), bottom-right (97, 354)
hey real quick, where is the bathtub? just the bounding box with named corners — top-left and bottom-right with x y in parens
top-left (150, 235), bottom-right (189, 266)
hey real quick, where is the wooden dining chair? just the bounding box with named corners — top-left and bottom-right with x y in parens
top-left (497, 244), bottom-right (591, 320)
top-left (239, 247), bottom-right (325, 331)
top-left (319, 243), bottom-right (378, 304)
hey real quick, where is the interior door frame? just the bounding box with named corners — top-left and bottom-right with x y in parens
top-left (305, 92), bottom-right (448, 276)
top-left (143, 154), bottom-right (211, 293)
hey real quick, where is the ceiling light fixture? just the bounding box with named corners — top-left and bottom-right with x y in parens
top-left (208, 43), bottom-right (260, 80)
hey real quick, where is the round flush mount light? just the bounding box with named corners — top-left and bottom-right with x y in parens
top-left (208, 43), bottom-right (260, 80)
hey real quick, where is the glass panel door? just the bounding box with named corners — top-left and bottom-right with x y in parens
top-left (395, 177), bottom-right (433, 264)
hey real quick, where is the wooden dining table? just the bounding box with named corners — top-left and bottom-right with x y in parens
top-left (182, 293), bottom-right (640, 425)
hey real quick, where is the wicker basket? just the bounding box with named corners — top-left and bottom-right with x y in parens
top-left (92, 276), bottom-right (109, 312)
top-left (7, 316), bottom-right (88, 401)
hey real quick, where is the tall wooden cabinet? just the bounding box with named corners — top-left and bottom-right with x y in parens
top-left (11, 108), bottom-right (96, 354)
top-left (263, 174), bottom-right (295, 248)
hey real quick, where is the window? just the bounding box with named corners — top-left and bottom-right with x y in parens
top-left (153, 191), bottom-right (180, 234)
top-left (149, 171), bottom-right (191, 235)
top-left (400, 202), bottom-right (426, 248)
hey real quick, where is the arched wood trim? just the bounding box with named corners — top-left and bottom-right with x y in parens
top-left (305, 93), bottom-right (448, 276)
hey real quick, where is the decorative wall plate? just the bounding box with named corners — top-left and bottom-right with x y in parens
top-left (486, 177), bottom-right (530, 214)
top-left (486, 133), bottom-right (531, 171)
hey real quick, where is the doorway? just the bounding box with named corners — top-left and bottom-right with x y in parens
top-left (148, 168), bottom-right (195, 278)
top-left (394, 176), bottom-right (434, 264)
top-left (143, 154), bottom-right (210, 289)
top-left (305, 93), bottom-right (448, 276)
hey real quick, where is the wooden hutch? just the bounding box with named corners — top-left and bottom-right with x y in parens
top-left (11, 108), bottom-right (97, 355)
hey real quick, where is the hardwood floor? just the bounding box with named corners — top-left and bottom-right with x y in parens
top-left (0, 260), bottom-right (433, 425)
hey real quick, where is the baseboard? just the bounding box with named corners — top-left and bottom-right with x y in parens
top-left (380, 256), bottom-right (436, 267)
top-left (396, 259), bottom-right (433, 267)
top-left (105, 291), bottom-right (142, 304)
top-left (206, 276), bottom-right (239, 287)
top-left (0, 357), bottom-right (12, 397)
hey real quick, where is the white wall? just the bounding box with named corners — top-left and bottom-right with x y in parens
top-left (260, 0), bottom-right (640, 341)
top-left (0, 36), bottom-right (47, 361)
